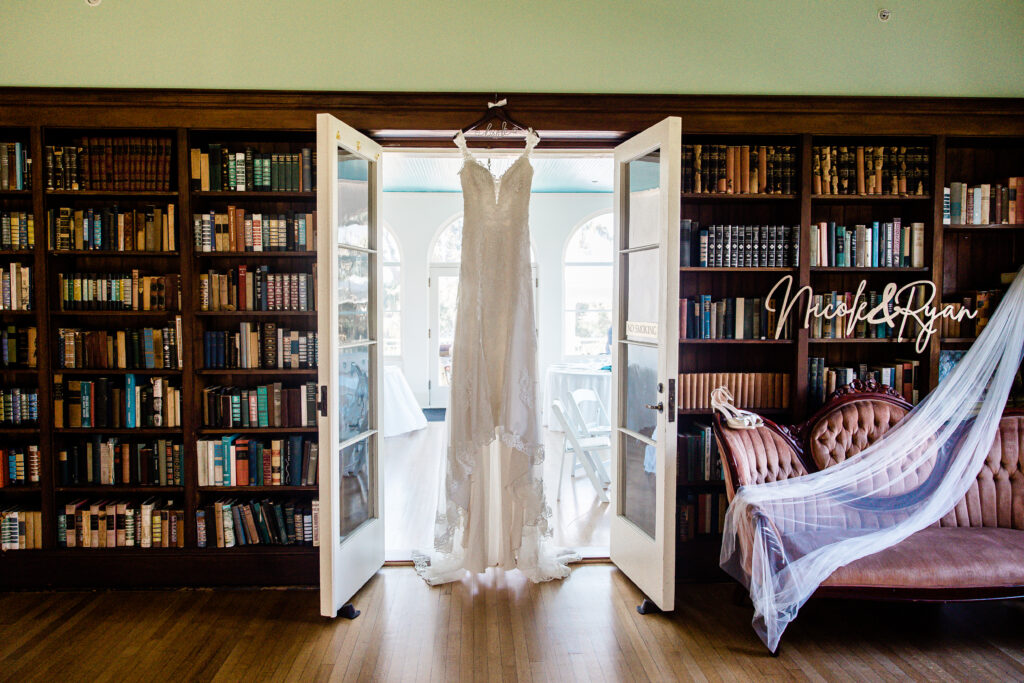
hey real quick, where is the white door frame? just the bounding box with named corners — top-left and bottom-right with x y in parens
top-left (608, 117), bottom-right (681, 611)
top-left (317, 113), bottom-right (386, 619)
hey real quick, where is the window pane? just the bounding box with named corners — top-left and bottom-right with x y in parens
top-left (564, 264), bottom-right (612, 356)
top-left (431, 218), bottom-right (463, 263)
top-left (381, 228), bottom-right (400, 263)
top-left (565, 213), bottom-right (614, 263)
top-left (382, 312), bottom-right (401, 356)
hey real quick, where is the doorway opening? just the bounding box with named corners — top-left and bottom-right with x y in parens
top-left (378, 147), bottom-right (615, 561)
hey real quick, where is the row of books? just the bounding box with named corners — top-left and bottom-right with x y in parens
top-left (1, 263), bottom-right (32, 310)
top-left (203, 324), bottom-right (318, 370)
top-left (197, 435), bottom-right (318, 487)
top-left (57, 439), bottom-right (183, 487)
top-left (682, 144), bottom-right (796, 195)
top-left (806, 287), bottom-right (928, 340)
top-left (189, 145), bottom-right (315, 192)
top-left (680, 424), bottom-right (723, 482)
top-left (944, 180), bottom-right (1023, 225)
top-left (57, 272), bottom-right (181, 311)
top-left (0, 142), bottom-right (31, 190)
top-left (808, 358), bottom-right (920, 409)
top-left (810, 219), bottom-right (925, 268)
top-left (193, 210), bottom-right (317, 252)
top-left (197, 499), bottom-right (319, 548)
top-left (1, 509), bottom-right (41, 550)
top-left (0, 211), bottom-right (34, 250)
top-left (56, 322), bottom-right (183, 370)
top-left (1, 325), bottom-right (36, 368)
top-left (58, 498), bottom-right (184, 548)
top-left (201, 382), bottom-right (318, 429)
top-left (199, 267), bottom-right (317, 312)
top-left (680, 296), bottom-right (791, 340)
top-left (936, 294), bottom-right (999, 339)
top-left (53, 375), bottom-right (181, 429)
top-left (0, 387), bottom-right (38, 425)
top-left (49, 205), bottom-right (177, 252)
top-left (678, 493), bottom-right (728, 540)
top-left (45, 137), bottom-right (173, 191)
top-left (678, 372), bottom-right (791, 410)
top-left (812, 145), bottom-right (930, 196)
top-left (680, 221), bottom-right (800, 268)
top-left (1, 446), bottom-right (40, 487)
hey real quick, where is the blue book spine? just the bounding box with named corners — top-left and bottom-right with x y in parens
top-left (871, 222), bottom-right (880, 267)
top-left (700, 294), bottom-right (711, 339)
top-left (14, 143), bottom-right (22, 190)
top-left (125, 374), bottom-right (136, 429)
top-left (288, 435), bottom-right (303, 486)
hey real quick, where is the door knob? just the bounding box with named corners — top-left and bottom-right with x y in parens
top-left (645, 402), bottom-right (664, 412)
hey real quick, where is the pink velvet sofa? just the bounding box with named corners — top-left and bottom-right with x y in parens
top-left (713, 379), bottom-right (1024, 601)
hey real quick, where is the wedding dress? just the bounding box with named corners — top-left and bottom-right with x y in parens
top-left (413, 130), bottom-right (579, 584)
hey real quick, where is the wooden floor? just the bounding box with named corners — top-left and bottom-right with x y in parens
top-left (383, 423), bottom-right (609, 557)
top-left (3, 565), bottom-right (1023, 682)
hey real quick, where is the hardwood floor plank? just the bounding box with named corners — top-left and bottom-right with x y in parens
top-left (2, 566), bottom-right (1023, 682)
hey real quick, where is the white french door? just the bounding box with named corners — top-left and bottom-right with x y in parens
top-left (427, 265), bottom-right (460, 408)
top-left (609, 117), bottom-right (681, 611)
top-left (317, 113), bottom-right (385, 618)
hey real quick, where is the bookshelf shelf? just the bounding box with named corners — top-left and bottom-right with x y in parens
top-left (945, 223), bottom-right (1024, 231)
top-left (679, 339), bottom-right (793, 345)
top-left (0, 250), bottom-right (35, 256)
top-left (808, 338), bottom-right (918, 344)
top-left (811, 194), bottom-right (932, 202)
top-left (198, 486), bottom-right (317, 493)
top-left (0, 189), bottom-right (31, 197)
top-left (54, 368), bottom-right (183, 375)
top-left (679, 267), bottom-right (796, 273)
top-left (197, 427), bottom-right (318, 435)
top-left (51, 310), bottom-right (178, 318)
top-left (196, 368), bottom-right (317, 376)
top-left (55, 486), bottom-right (184, 494)
top-left (940, 338), bottom-right (978, 346)
top-left (192, 191), bottom-right (315, 200)
top-left (0, 310), bottom-right (36, 316)
top-left (0, 367), bottom-right (38, 375)
top-left (195, 311), bottom-right (316, 317)
top-left (680, 192), bottom-right (797, 201)
top-left (677, 408), bottom-right (789, 416)
top-left (44, 190), bottom-right (179, 198)
top-left (54, 428), bottom-right (183, 435)
top-left (0, 486), bottom-right (41, 494)
top-left (48, 250), bottom-right (180, 257)
top-left (195, 251), bottom-right (318, 258)
top-left (810, 267), bottom-right (930, 273)
top-left (199, 545), bottom-right (318, 554)
top-left (0, 428), bottom-right (40, 434)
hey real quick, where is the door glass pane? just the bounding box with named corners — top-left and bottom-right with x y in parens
top-left (339, 344), bottom-right (371, 442)
top-left (625, 248), bottom-right (659, 340)
top-left (623, 343), bottom-right (659, 437)
top-left (626, 151), bottom-right (661, 248)
top-left (437, 273), bottom-right (458, 387)
top-left (340, 434), bottom-right (375, 540)
top-left (621, 432), bottom-right (657, 538)
top-left (337, 151), bottom-right (370, 248)
top-left (338, 249), bottom-right (370, 342)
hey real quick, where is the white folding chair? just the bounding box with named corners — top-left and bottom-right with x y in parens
top-left (552, 400), bottom-right (610, 503)
top-left (565, 390), bottom-right (611, 486)
top-left (569, 388), bottom-right (612, 438)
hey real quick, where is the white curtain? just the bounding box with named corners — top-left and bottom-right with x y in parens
top-left (721, 266), bottom-right (1024, 652)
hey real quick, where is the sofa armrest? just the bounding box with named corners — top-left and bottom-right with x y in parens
top-left (712, 414), bottom-right (810, 501)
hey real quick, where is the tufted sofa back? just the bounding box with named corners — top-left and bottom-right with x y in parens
top-left (938, 414), bottom-right (1024, 529)
top-left (806, 399), bottom-right (908, 470)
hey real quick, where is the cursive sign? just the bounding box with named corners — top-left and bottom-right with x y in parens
top-left (765, 275), bottom-right (978, 353)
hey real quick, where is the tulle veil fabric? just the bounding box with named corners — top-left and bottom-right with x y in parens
top-left (413, 131), bottom-right (579, 585)
top-left (722, 266), bottom-right (1024, 652)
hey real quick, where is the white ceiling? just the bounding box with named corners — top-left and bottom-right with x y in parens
top-left (382, 153), bottom-right (613, 193)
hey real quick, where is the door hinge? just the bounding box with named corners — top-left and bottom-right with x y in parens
top-left (428, 276), bottom-right (431, 287)
top-left (428, 328), bottom-right (431, 339)
top-left (667, 378), bottom-right (675, 423)
top-left (318, 384), bottom-right (328, 417)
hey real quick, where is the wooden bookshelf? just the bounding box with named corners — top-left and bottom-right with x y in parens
top-left (2, 90), bottom-right (1023, 590)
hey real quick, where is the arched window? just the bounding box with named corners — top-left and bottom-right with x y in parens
top-left (382, 226), bottom-right (401, 356)
top-left (563, 212), bottom-right (613, 358)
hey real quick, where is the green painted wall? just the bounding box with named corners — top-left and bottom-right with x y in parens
top-left (2, 0), bottom-right (1023, 96)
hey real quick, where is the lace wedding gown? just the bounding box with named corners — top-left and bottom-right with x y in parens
top-left (413, 130), bottom-right (579, 585)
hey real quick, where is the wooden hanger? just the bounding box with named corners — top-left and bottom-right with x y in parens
top-left (456, 97), bottom-right (541, 143)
